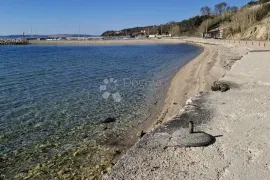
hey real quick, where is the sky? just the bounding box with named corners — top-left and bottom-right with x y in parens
top-left (0, 0), bottom-right (249, 35)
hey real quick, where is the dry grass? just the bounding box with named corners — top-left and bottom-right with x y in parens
top-left (197, 11), bottom-right (233, 36)
top-left (198, 3), bottom-right (270, 39)
top-left (224, 3), bottom-right (270, 38)
top-left (223, 7), bottom-right (257, 37)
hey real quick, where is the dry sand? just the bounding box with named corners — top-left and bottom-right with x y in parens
top-left (155, 41), bottom-right (247, 126)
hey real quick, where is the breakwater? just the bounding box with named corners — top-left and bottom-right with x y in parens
top-left (0, 38), bottom-right (29, 45)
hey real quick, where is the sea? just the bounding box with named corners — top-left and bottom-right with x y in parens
top-left (0, 44), bottom-right (202, 178)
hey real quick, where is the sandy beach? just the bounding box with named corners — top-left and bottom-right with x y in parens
top-left (103, 39), bottom-right (270, 180)
top-left (148, 39), bottom-right (248, 129)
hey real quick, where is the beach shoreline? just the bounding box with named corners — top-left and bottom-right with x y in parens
top-left (78, 38), bottom-right (243, 179)
top-left (151, 40), bottom-right (245, 128)
top-left (4, 38), bottom-right (262, 179)
top-left (103, 39), bottom-right (254, 179)
top-left (30, 38), bottom-right (208, 144)
top-left (19, 38), bottom-right (251, 179)
top-left (11, 38), bottom-right (255, 179)
top-left (100, 40), bottom-right (204, 166)
top-left (98, 39), bottom-right (235, 178)
top-left (29, 38), bottom-right (210, 131)
top-left (5, 39), bottom-right (205, 180)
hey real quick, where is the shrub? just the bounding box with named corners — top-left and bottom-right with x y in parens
top-left (248, 1), bottom-right (259, 6)
top-left (259, 0), bottom-right (270, 4)
top-left (256, 3), bottom-right (270, 20)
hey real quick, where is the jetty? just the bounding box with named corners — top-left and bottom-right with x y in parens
top-left (0, 38), bottom-right (29, 45)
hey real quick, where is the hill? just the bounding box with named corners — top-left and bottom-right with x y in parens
top-left (101, 15), bottom-right (210, 37)
top-left (101, 0), bottom-right (270, 40)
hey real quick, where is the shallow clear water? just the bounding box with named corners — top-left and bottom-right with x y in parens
top-left (0, 44), bottom-right (202, 178)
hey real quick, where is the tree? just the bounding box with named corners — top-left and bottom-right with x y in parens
top-left (171, 25), bottom-right (181, 36)
top-left (259, 0), bottom-right (270, 4)
top-left (226, 6), bottom-right (238, 13)
top-left (229, 6), bottom-right (239, 12)
top-left (214, 2), bottom-right (228, 15)
top-left (200, 6), bottom-right (211, 15)
top-left (248, 1), bottom-right (258, 6)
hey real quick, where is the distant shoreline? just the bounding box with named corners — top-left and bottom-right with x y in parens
top-left (29, 39), bottom-right (186, 46)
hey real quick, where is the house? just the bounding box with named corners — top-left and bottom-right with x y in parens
top-left (203, 26), bottom-right (224, 39)
top-left (149, 34), bottom-right (157, 38)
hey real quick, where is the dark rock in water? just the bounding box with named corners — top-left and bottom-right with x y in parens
top-left (102, 117), bottom-right (116, 124)
top-left (211, 81), bottom-right (230, 92)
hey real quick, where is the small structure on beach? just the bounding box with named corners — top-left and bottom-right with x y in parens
top-left (203, 26), bottom-right (224, 39)
top-left (149, 34), bottom-right (157, 38)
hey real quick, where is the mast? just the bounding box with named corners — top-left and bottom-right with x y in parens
top-left (79, 24), bottom-right (81, 38)
top-left (171, 23), bottom-right (172, 36)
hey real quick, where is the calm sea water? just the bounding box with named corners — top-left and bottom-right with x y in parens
top-left (0, 44), bottom-right (202, 178)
